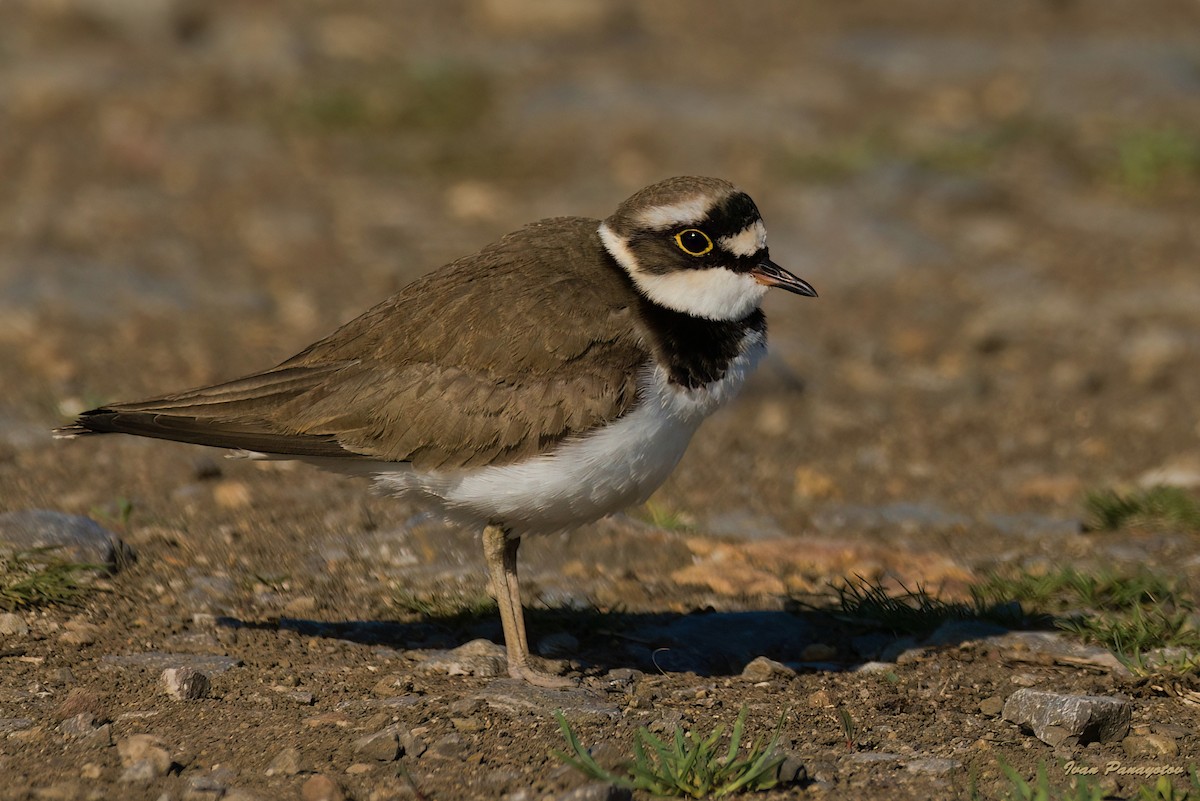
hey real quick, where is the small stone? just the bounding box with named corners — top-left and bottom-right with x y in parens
top-left (427, 733), bottom-right (467, 760)
top-left (266, 746), bottom-right (303, 776)
top-left (301, 774), bottom-right (346, 801)
top-left (353, 729), bottom-right (400, 762)
top-left (979, 695), bottom-right (1005, 717)
top-left (775, 752), bottom-right (808, 784)
top-left (80, 764), bottom-right (102, 780)
top-left (1002, 689), bottom-right (1131, 746)
top-left (741, 656), bottom-right (796, 681)
top-left (345, 763), bottom-right (373, 775)
top-left (184, 770), bottom-right (233, 800)
top-left (854, 661), bottom-right (897, 674)
top-left (162, 667), bottom-right (211, 700)
top-left (284, 595), bottom-right (317, 614)
top-left (906, 757), bottom-right (961, 775)
top-left (117, 734), bottom-right (174, 775)
top-left (555, 782), bottom-right (633, 801)
top-left (0, 510), bottom-right (134, 570)
top-left (223, 791), bottom-right (265, 801)
top-left (450, 716), bottom-right (484, 733)
top-left (59, 621), bottom-right (100, 646)
top-left (1122, 733), bottom-right (1178, 758)
top-left (400, 729), bottom-right (427, 759)
top-left (272, 686), bottom-right (315, 705)
top-left (0, 612), bottom-right (29, 636)
top-left (60, 713), bottom-right (99, 737)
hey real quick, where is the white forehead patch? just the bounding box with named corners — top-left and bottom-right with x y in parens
top-left (599, 222), bottom-right (767, 321)
top-left (634, 197), bottom-right (715, 231)
top-left (718, 220), bottom-right (767, 258)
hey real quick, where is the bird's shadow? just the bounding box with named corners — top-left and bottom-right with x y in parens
top-left (221, 600), bottom-right (1054, 677)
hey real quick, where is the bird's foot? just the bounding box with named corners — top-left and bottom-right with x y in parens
top-left (508, 660), bottom-right (576, 689)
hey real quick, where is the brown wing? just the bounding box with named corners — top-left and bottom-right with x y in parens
top-left (60, 218), bottom-right (650, 469)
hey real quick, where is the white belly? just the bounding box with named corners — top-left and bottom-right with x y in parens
top-left (372, 335), bottom-right (764, 535)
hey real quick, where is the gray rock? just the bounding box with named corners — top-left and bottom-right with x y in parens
top-left (0, 510), bottom-right (134, 570)
top-left (353, 729), bottom-right (400, 762)
top-left (0, 718), bottom-right (34, 733)
top-left (854, 661), bottom-right (898, 674)
top-left (1002, 689), bottom-right (1131, 746)
top-left (0, 612), bottom-right (29, 636)
top-left (905, 757), bottom-right (961, 775)
top-left (555, 783), bottom-right (633, 801)
top-left (161, 667), bottom-right (211, 700)
top-left (101, 652), bottom-right (241, 673)
top-left (265, 746), bottom-right (303, 777)
top-left (184, 770), bottom-right (232, 800)
top-left (476, 679), bottom-right (620, 719)
top-left (426, 733), bottom-right (467, 761)
top-left (60, 712), bottom-right (99, 737)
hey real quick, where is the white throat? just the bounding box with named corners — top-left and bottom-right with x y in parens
top-left (598, 222), bottom-right (767, 321)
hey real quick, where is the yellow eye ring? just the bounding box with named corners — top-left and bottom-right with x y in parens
top-left (674, 228), bottom-right (714, 256)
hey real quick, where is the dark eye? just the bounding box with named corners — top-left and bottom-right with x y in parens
top-left (674, 228), bottom-right (714, 256)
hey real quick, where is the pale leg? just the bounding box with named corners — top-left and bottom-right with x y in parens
top-left (482, 524), bottom-right (573, 688)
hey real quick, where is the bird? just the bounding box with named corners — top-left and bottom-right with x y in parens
top-left (56, 176), bottom-right (817, 687)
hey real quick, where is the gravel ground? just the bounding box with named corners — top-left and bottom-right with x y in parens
top-left (2, 1), bottom-right (1200, 799)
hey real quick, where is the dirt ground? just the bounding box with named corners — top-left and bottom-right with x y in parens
top-left (2, 1), bottom-right (1200, 799)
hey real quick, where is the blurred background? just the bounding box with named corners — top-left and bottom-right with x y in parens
top-left (2, 0), bottom-right (1199, 579)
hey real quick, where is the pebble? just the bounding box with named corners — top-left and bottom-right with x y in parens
top-left (265, 746), bottom-right (303, 777)
top-left (0, 612), bottom-right (29, 636)
top-left (978, 695), bottom-right (1005, 717)
top-left (352, 728), bottom-right (400, 762)
top-left (117, 734), bottom-right (174, 775)
top-left (183, 769), bottom-right (234, 800)
top-left (301, 774), bottom-right (346, 801)
top-left (60, 712), bottom-right (100, 737)
top-left (741, 656), bottom-right (796, 681)
top-left (1002, 689), bottom-right (1131, 746)
top-left (426, 733), bottom-right (467, 760)
top-left (905, 757), bottom-right (961, 775)
top-left (0, 510), bottom-right (134, 570)
top-left (162, 667), bottom-right (211, 700)
top-left (58, 621), bottom-right (100, 646)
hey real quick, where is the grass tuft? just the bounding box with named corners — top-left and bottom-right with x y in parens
top-left (1085, 485), bottom-right (1200, 532)
top-left (553, 706), bottom-right (788, 798)
top-left (829, 576), bottom-right (1023, 636)
top-left (0, 548), bottom-right (103, 611)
